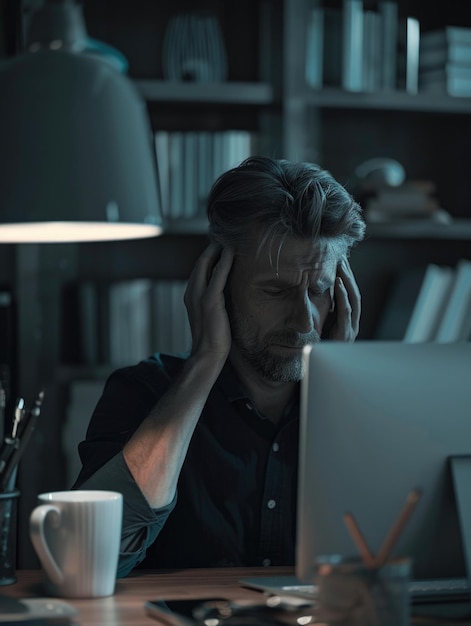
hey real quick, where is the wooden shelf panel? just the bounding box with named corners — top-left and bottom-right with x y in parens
top-left (135, 80), bottom-right (276, 105)
top-left (135, 83), bottom-right (471, 115)
top-left (304, 88), bottom-right (471, 114)
top-left (163, 217), bottom-right (471, 241)
top-left (366, 219), bottom-right (471, 240)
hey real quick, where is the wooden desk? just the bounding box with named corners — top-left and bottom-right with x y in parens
top-left (3, 568), bottom-right (471, 625)
top-left (1, 567), bottom-right (294, 625)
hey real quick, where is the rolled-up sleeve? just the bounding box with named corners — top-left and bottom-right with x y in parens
top-left (77, 450), bottom-right (177, 577)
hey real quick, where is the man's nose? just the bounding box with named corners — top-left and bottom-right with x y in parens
top-left (287, 291), bottom-right (316, 334)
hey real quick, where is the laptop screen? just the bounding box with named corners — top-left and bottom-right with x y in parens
top-left (296, 341), bottom-right (471, 585)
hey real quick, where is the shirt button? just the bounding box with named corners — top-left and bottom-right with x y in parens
top-left (267, 499), bottom-right (276, 509)
top-left (262, 558), bottom-right (271, 567)
top-left (272, 442), bottom-right (279, 452)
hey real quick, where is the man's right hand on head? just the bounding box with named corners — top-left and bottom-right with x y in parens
top-left (184, 243), bottom-right (234, 365)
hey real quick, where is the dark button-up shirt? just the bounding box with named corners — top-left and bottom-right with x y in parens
top-left (73, 353), bottom-right (299, 577)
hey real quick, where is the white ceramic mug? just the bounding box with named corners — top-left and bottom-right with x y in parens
top-left (29, 490), bottom-right (123, 598)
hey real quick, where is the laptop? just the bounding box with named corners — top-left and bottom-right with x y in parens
top-left (241, 342), bottom-right (471, 604)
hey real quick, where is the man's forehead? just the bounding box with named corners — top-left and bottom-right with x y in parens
top-left (237, 238), bottom-right (342, 274)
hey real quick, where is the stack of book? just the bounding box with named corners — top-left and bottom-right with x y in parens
top-left (155, 130), bottom-right (257, 222)
top-left (305, 0), bottom-right (420, 93)
top-left (419, 26), bottom-right (471, 97)
top-left (376, 259), bottom-right (471, 343)
top-left (62, 278), bottom-right (192, 368)
top-left (364, 180), bottom-right (446, 223)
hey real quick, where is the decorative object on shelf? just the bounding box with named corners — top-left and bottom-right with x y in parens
top-left (354, 157), bottom-right (406, 188)
top-left (0, 0), bottom-right (163, 243)
top-left (352, 158), bottom-right (453, 225)
top-left (162, 11), bottom-right (228, 82)
top-left (363, 180), bottom-right (452, 225)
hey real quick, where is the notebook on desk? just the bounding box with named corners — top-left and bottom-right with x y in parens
top-left (242, 342), bottom-right (471, 605)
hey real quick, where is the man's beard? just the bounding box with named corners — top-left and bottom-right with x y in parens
top-left (230, 312), bottom-right (320, 383)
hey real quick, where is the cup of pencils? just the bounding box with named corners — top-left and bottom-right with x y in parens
top-left (0, 488), bottom-right (20, 585)
top-left (314, 490), bottom-right (420, 626)
top-left (0, 388), bottom-right (45, 585)
top-left (314, 554), bottom-right (412, 626)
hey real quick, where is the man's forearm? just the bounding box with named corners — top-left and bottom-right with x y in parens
top-left (123, 352), bottom-right (224, 508)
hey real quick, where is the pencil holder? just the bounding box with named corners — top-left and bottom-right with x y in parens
top-left (314, 554), bottom-right (412, 626)
top-left (0, 489), bottom-right (20, 585)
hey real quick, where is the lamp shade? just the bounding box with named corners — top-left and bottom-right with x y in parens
top-left (0, 44), bottom-right (163, 242)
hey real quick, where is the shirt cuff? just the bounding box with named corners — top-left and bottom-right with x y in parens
top-left (77, 451), bottom-right (177, 576)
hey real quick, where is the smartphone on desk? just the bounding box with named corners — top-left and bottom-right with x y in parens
top-left (145, 596), bottom-right (314, 626)
top-left (144, 598), bottom-right (228, 626)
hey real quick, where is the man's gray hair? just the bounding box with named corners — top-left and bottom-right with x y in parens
top-left (207, 156), bottom-right (366, 258)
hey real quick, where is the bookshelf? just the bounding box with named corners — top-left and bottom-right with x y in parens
top-left (3, 0), bottom-right (471, 568)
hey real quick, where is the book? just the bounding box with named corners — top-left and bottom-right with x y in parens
top-left (375, 267), bottom-right (429, 340)
top-left (168, 131), bottom-right (184, 219)
top-left (363, 9), bottom-right (381, 92)
top-left (154, 131), bottom-right (170, 218)
top-left (151, 280), bottom-right (191, 355)
top-left (421, 26), bottom-right (471, 49)
top-left (108, 279), bottom-right (153, 367)
top-left (379, 0), bottom-right (399, 90)
top-left (183, 131), bottom-right (198, 219)
top-left (76, 280), bottom-right (100, 366)
top-left (397, 16), bottom-right (420, 94)
top-left (419, 64), bottom-right (471, 96)
top-left (342, 0), bottom-right (364, 92)
top-left (197, 131), bottom-right (212, 216)
top-left (435, 259), bottom-right (471, 343)
top-left (305, 6), bottom-right (324, 89)
top-left (323, 8), bottom-right (343, 87)
top-left (64, 380), bottom-right (106, 487)
top-left (365, 180), bottom-right (440, 220)
top-left (61, 280), bottom-right (115, 366)
top-left (419, 43), bottom-right (471, 70)
top-left (403, 264), bottom-right (454, 343)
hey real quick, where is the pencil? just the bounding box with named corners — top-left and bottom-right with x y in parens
top-left (343, 511), bottom-right (376, 568)
top-left (0, 381), bottom-right (5, 436)
top-left (0, 390), bottom-right (45, 491)
top-left (374, 489), bottom-right (421, 568)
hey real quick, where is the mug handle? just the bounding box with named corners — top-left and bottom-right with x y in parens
top-left (29, 505), bottom-right (64, 585)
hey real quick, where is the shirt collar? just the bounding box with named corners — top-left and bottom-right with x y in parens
top-left (217, 358), bottom-right (250, 404)
top-left (217, 358), bottom-right (300, 424)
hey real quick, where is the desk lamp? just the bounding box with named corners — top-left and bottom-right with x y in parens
top-left (0, 0), bottom-right (164, 575)
top-left (0, 0), bottom-right (163, 243)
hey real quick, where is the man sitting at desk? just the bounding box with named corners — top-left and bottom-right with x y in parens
top-left (73, 156), bottom-right (366, 577)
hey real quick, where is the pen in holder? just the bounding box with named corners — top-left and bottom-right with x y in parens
top-left (0, 389), bottom-right (45, 585)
